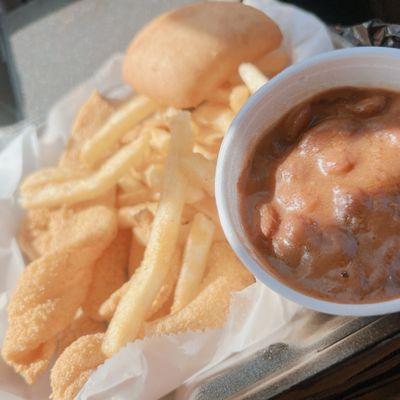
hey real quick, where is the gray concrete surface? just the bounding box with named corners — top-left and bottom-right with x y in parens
top-left (0, 0), bottom-right (193, 127)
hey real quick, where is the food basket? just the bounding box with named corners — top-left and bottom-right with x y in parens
top-left (1, 1), bottom-right (400, 399)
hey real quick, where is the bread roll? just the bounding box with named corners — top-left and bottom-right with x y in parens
top-left (256, 46), bottom-right (292, 78)
top-left (123, 2), bottom-right (282, 108)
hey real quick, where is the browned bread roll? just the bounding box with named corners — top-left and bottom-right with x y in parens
top-left (123, 2), bottom-right (282, 108)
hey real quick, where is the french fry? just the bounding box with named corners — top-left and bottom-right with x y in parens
top-left (76, 187), bottom-right (117, 209)
top-left (143, 163), bottom-right (164, 192)
top-left (205, 84), bottom-right (231, 104)
top-left (148, 249), bottom-right (181, 319)
top-left (149, 127), bottom-right (171, 154)
top-left (99, 249), bottom-right (181, 322)
top-left (20, 167), bottom-right (89, 193)
top-left (198, 131), bottom-right (224, 147)
top-left (102, 111), bottom-right (193, 356)
top-left (229, 84), bottom-right (250, 113)
top-left (142, 109), bottom-right (169, 130)
top-left (80, 95), bottom-right (157, 166)
top-left (172, 213), bottom-right (215, 313)
top-left (117, 189), bottom-right (152, 207)
top-left (191, 196), bottom-right (219, 226)
top-left (193, 143), bottom-right (218, 161)
top-left (20, 134), bottom-right (149, 209)
top-left (181, 153), bottom-right (215, 197)
top-left (185, 185), bottom-right (205, 204)
top-left (127, 202), bottom-right (157, 220)
top-left (238, 63), bottom-right (268, 94)
top-left (132, 210), bottom-right (153, 246)
top-left (213, 109), bottom-right (234, 133)
top-left (149, 152), bottom-right (167, 166)
top-left (192, 103), bottom-right (235, 133)
top-left (191, 196), bottom-right (226, 241)
top-left (117, 171), bottom-right (144, 193)
top-left (117, 202), bottom-right (157, 229)
top-left (120, 125), bottom-right (143, 144)
top-left (182, 205), bottom-right (197, 224)
top-left (128, 235), bottom-right (145, 277)
top-left (178, 221), bottom-right (191, 246)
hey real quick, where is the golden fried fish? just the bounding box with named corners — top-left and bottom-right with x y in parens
top-left (50, 333), bottom-right (106, 400)
top-left (2, 206), bottom-right (117, 383)
top-left (82, 229), bottom-right (131, 321)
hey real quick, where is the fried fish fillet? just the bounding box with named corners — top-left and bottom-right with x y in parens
top-left (18, 189), bottom-right (116, 262)
top-left (50, 333), bottom-right (106, 400)
top-left (59, 91), bottom-right (116, 168)
top-left (97, 283), bottom-right (126, 322)
top-left (18, 208), bottom-right (52, 260)
top-left (200, 242), bottom-right (254, 289)
top-left (5, 339), bottom-right (58, 386)
top-left (82, 230), bottom-right (131, 321)
top-left (58, 310), bottom-right (106, 356)
top-left (18, 92), bottom-right (116, 262)
top-left (2, 206), bottom-right (117, 384)
top-left (143, 276), bottom-right (241, 336)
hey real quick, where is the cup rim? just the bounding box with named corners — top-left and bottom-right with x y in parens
top-left (215, 46), bottom-right (400, 316)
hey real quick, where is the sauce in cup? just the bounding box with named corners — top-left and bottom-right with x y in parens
top-left (239, 87), bottom-right (400, 303)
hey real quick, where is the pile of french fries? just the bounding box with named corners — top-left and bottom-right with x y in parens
top-left (3, 63), bottom-right (273, 399)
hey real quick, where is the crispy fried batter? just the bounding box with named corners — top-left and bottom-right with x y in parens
top-left (59, 91), bottom-right (116, 168)
top-left (82, 230), bottom-right (131, 321)
top-left (50, 333), bottom-right (106, 400)
top-left (143, 276), bottom-right (243, 336)
top-left (18, 189), bottom-right (116, 262)
top-left (143, 242), bottom-right (254, 336)
top-left (18, 208), bottom-right (52, 260)
top-left (8, 339), bottom-right (57, 385)
top-left (201, 242), bottom-right (254, 288)
top-left (97, 283), bottom-right (127, 322)
top-left (2, 206), bottom-right (117, 383)
top-left (58, 310), bottom-right (106, 355)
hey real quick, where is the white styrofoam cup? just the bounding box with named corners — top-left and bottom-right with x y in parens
top-left (216, 47), bottom-right (400, 316)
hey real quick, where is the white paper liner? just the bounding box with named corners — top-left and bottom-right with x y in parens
top-left (0, 1), bottom-right (333, 399)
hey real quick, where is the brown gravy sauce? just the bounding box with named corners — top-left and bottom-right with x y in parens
top-left (239, 87), bottom-right (400, 303)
